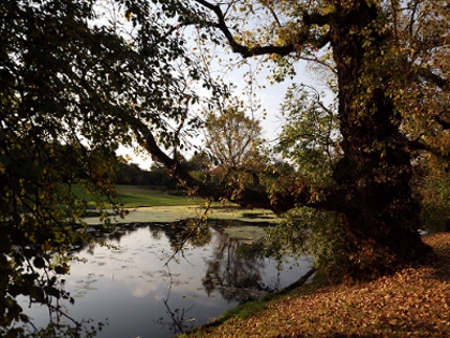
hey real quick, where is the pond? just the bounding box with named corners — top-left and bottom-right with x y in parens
top-left (18, 220), bottom-right (313, 338)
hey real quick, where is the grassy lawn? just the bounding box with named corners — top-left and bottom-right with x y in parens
top-left (74, 184), bottom-right (203, 207)
top-left (179, 232), bottom-right (450, 338)
top-left (112, 185), bottom-right (203, 207)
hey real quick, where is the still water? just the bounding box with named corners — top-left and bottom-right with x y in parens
top-left (20, 222), bottom-right (312, 338)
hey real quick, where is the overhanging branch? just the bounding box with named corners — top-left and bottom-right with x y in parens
top-left (131, 117), bottom-right (209, 195)
top-left (415, 66), bottom-right (450, 90)
top-left (194, 0), bottom-right (331, 58)
top-left (408, 137), bottom-right (450, 162)
top-left (433, 116), bottom-right (450, 130)
top-left (131, 116), bottom-right (350, 214)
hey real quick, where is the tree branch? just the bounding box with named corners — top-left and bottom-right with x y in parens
top-left (130, 114), bottom-right (352, 214)
top-left (194, 0), bottom-right (305, 58)
top-left (131, 118), bottom-right (210, 194)
top-left (263, 2), bottom-right (282, 28)
top-left (433, 116), bottom-right (450, 129)
top-left (408, 137), bottom-right (450, 163)
top-left (416, 66), bottom-right (450, 90)
top-left (303, 12), bottom-right (335, 27)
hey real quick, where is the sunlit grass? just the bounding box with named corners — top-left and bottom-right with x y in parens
top-left (114, 185), bottom-right (202, 207)
top-left (72, 184), bottom-right (203, 207)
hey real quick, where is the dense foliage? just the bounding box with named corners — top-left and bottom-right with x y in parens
top-left (0, 0), bottom-right (215, 335)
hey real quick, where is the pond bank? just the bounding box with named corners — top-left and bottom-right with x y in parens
top-left (178, 232), bottom-right (450, 338)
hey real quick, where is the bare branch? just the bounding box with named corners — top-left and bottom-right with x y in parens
top-left (408, 0), bottom-right (419, 37)
top-left (263, 2), bottom-right (282, 28)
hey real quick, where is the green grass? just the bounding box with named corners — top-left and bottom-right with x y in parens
top-left (113, 185), bottom-right (202, 207)
top-left (73, 184), bottom-right (203, 208)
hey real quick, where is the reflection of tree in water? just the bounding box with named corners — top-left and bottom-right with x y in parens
top-left (73, 221), bottom-right (273, 303)
top-left (147, 225), bottom-right (164, 241)
top-left (154, 267), bottom-right (196, 336)
top-left (202, 228), bottom-right (270, 302)
top-left (72, 221), bottom-right (209, 254)
top-left (148, 221), bottom-right (274, 303)
top-left (161, 219), bottom-right (211, 254)
top-left (70, 223), bottom-right (144, 254)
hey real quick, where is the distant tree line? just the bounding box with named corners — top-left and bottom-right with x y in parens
top-left (115, 162), bottom-right (178, 189)
top-left (115, 151), bottom-right (212, 191)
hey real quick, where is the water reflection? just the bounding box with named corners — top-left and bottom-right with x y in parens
top-left (19, 222), bottom-right (312, 338)
top-left (203, 227), bottom-right (268, 302)
top-left (156, 268), bottom-right (197, 335)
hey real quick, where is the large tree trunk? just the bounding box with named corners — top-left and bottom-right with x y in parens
top-left (330, 1), bottom-right (431, 278)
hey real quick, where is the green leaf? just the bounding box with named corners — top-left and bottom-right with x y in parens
top-left (29, 287), bottom-right (45, 303)
top-left (33, 257), bottom-right (46, 269)
top-left (44, 286), bottom-right (61, 299)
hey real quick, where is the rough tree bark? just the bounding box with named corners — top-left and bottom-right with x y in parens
top-left (323, 2), bottom-right (432, 277)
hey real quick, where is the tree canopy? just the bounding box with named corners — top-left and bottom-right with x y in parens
top-left (0, 0), bottom-right (214, 335)
top-left (2, 0), bottom-right (450, 335)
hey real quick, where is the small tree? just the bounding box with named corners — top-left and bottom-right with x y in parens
top-left (205, 107), bottom-right (263, 170)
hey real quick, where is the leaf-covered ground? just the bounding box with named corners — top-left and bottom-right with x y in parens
top-left (180, 232), bottom-right (450, 338)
